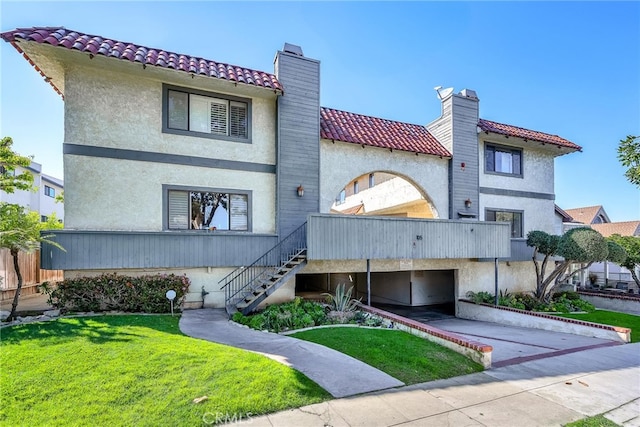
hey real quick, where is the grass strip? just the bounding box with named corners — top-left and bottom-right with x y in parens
top-left (554, 310), bottom-right (639, 343)
top-left (291, 326), bottom-right (483, 384)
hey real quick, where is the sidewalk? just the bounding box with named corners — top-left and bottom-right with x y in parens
top-left (0, 292), bottom-right (52, 313)
top-left (236, 342), bottom-right (640, 426)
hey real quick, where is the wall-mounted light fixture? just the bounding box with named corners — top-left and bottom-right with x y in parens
top-left (461, 162), bottom-right (466, 171)
top-left (297, 185), bottom-right (305, 197)
top-left (464, 198), bottom-right (472, 208)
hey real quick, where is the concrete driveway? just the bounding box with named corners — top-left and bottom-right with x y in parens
top-left (429, 318), bottom-right (621, 368)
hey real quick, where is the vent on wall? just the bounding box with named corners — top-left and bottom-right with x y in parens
top-left (283, 43), bottom-right (304, 57)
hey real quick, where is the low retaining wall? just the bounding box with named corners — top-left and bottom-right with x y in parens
top-left (578, 291), bottom-right (640, 316)
top-left (359, 305), bottom-right (492, 369)
top-left (457, 299), bottom-right (630, 343)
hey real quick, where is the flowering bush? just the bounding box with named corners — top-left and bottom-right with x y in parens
top-left (40, 273), bottom-right (191, 313)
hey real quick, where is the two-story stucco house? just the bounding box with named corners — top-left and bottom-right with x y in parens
top-left (1, 27), bottom-right (582, 315)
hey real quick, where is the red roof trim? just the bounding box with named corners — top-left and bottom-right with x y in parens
top-left (320, 107), bottom-right (451, 158)
top-left (1, 27), bottom-right (283, 95)
top-left (478, 118), bottom-right (581, 151)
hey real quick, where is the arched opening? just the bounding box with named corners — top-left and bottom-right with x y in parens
top-left (296, 171), bottom-right (455, 320)
top-left (329, 171), bottom-right (439, 218)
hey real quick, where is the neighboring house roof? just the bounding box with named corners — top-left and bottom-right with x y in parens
top-left (591, 221), bottom-right (640, 237)
top-left (478, 118), bottom-right (582, 151)
top-left (0, 27), bottom-right (283, 97)
top-left (554, 205), bottom-right (573, 222)
top-left (564, 205), bottom-right (610, 224)
top-left (331, 204), bottom-right (364, 215)
top-left (320, 107), bottom-right (452, 158)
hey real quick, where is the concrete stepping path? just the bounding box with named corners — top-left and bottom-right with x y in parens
top-left (179, 309), bottom-right (404, 398)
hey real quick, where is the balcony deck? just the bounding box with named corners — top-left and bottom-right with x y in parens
top-left (41, 215), bottom-right (512, 270)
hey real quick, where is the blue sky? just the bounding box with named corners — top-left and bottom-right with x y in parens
top-left (1, 1), bottom-right (639, 222)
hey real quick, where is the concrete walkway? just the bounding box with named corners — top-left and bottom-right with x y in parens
top-left (430, 318), bottom-right (621, 368)
top-left (237, 342), bottom-right (640, 426)
top-left (179, 309), bottom-right (404, 398)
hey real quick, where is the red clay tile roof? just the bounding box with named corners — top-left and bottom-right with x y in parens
top-left (0, 27), bottom-right (283, 97)
top-left (478, 118), bottom-right (581, 151)
top-left (555, 205), bottom-right (574, 222)
top-left (591, 221), bottom-right (640, 237)
top-left (332, 204), bottom-right (365, 215)
top-left (564, 205), bottom-right (608, 224)
top-left (320, 107), bottom-right (451, 157)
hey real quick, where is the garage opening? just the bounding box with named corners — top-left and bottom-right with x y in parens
top-left (295, 269), bottom-right (456, 321)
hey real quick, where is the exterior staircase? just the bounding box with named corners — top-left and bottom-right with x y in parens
top-left (220, 223), bottom-right (307, 315)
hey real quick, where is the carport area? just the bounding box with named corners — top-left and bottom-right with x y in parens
top-left (428, 318), bottom-right (622, 368)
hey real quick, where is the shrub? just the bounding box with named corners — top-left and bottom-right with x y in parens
top-left (40, 273), bottom-right (190, 313)
top-left (552, 291), bottom-right (581, 301)
top-left (568, 298), bottom-right (595, 312)
top-left (353, 311), bottom-right (385, 327)
top-left (233, 298), bottom-right (328, 332)
top-left (323, 283), bottom-right (360, 313)
top-left (466, 291), bottom-right (494, 304)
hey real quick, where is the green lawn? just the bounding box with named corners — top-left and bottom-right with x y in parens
top-left (0, 315), bottom-right (329, 426)
top-left (564, 414), bottom-right (620, 427)
top-left (291, 327), bottom-right (483, 384)
top-left (555, 310), bottom-right (640, 343)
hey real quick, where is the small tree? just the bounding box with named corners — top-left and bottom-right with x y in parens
top-left (608, 234), bottom-right (640, 287)
top-left (0, 203), bottom-right (63, 322)
top-left (1, 136), bottom-right (34, 193)
top-left (527, 227), bottom-right (627, 301)
top-left (618, 135), bottom-right (640, 188)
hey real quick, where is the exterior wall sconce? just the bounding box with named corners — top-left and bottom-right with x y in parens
top-left (464, 198), bottom-right (472, 208)
top-left (461, 162), bottom-right (466, 171)
top-left (297, 185), bottom-right (304, 197)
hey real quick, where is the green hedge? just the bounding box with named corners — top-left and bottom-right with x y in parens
top-left (41, 273), bottom-right (191, 313)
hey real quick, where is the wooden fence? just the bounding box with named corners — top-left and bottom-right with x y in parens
top-left (0, 248), bottom-right (63, 300)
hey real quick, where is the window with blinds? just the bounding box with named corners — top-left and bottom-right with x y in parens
top-left (167, 189), bottom-right (249, 231)
top-left (165, 86), bottom-right (249, 141)
top-left (168, 190), bottom-right (189, 230)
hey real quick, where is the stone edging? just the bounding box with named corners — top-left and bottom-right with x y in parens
top-left (460, 299), bottom-right (630, 334)
top-left (359, 304), bottom-right (492, 353)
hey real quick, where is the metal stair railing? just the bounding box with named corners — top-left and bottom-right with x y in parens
top-left (220, 222), bottom-right (307, 311)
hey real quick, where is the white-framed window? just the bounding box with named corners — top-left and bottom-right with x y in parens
top-left (335, 189), bottom-right (346, 205)
top-left (163, 85), bottom-right (250, 141)
top-left (167, 188), bottom-right (249, 231)
top-left (44, 185), bottom-right (55, 197)
top-left (485, 143), bottom-right (522, 176)
top-left (485, 209), bottom-right (523, 238)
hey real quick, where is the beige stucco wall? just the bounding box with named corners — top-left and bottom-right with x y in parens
top-left (65, 267), bottom-right (234, 308)
top-left (320, 140), bottom-right (449, 218)
top-left (479, 138), bottom-right (555, 194)
top-left (64, 155), bottom-right (275, 232)
top-left (64, 257), bottom-right (537, 311)
top-left (62, 63), bottom-right (277, 232)
top-left (333, 176), bottom-right (436, 218)
top-left (302, 258), bottom-right (535, 299)
top-left (478, 138), bottom-right (557, 234)
top-left (64, 64), bottom-right (276, 165)
top-left (480, 195), bottom-right (556, 235)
